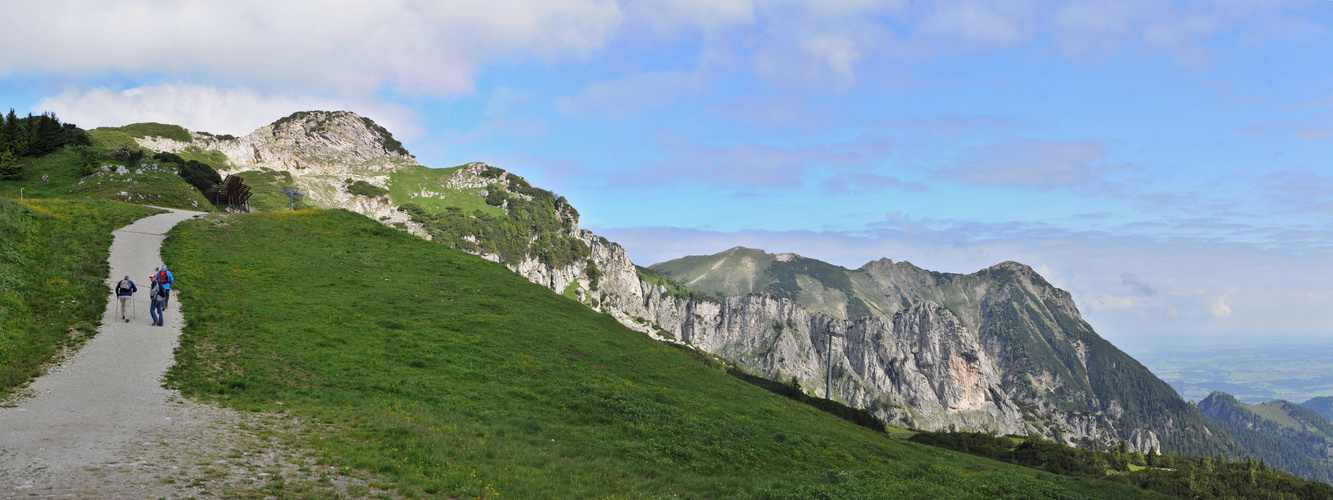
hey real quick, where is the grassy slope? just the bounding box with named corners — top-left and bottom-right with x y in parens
top-left (0, 149), bottom-right (91, 199)
top-left (0, 199), bottom-right (160, 397)
top-left (86, 128), bottom-right (143, 150)
top-left (66, 162), bottom-right (214, 210)
top-left (0, 143), bottom-right (214, 211)
top-left (1248, 401), bottom-right (1308, 432)
top-left (233, 169), bottom-right (314, 212)
top-left (387, 165), bottom-right (503, 217)
top-left (650, 247), bottom-right (774, 297)
top-left (161, 209), bottom-right (1162, 499)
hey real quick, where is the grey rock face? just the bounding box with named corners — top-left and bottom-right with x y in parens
top-left (521, 232), bottom-right (1040, 436)
top-left (136, 111), bottom-right (418, 175)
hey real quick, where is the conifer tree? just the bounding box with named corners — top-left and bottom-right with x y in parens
top-left (0, 109), bottom-right (23, 156)
top-left (0, 150), bottom-right (19, 180)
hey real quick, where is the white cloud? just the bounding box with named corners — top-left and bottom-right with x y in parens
top-left (0, 0), bottom-right (623, 96)
top-left (1211, 294), bottom-right (1233, 318)
top-left (626, 0), bottom-right (756, 34)
top-left (35, 84), bottom-right (421, 139)
top-left (1091, 294), bottom-right (1139, 310)
top-left (799, 35), bottom-right (862, 89)
top-left (917, 1), bottom-right (1036, 49)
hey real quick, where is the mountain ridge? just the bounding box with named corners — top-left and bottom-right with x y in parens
top-left (91, 110), bottom-right (1245, 459)
top-left (641, 245), bottom-right (1238, 457)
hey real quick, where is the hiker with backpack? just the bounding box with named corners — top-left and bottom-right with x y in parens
top-left (148, 275), bottom-right (166, 326)
top-left (156, 265), bottom-right (174, 309)
top-left (113, 276), bottom-right (137, 323)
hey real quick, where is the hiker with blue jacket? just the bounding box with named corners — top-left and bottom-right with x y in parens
top-left (156, 266), bottom-right (174, 309)
top-left (148, 275), bottom-right (166, 327)
top-left (113, 275), bottom-right (136, 323)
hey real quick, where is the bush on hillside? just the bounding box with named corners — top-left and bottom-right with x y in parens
top-left (148, 152), bottom-right (222, 192)
top-left (107, 148), bottom-right (144, 164)
top-left (78, 149), bottom-right (100, 177)
top-left (153, 151), bottom-right (186, 165)
top-left (484, 186), bottom-right (507, 207)
top-left (347, 180), bottom-right (388, 198)
top-left (176, 160), bottom-right (222, 191)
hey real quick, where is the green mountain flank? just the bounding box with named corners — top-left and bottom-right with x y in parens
top-left (1302, 396), bottom-right (1333, 422)
top-left (1199, 392), bottom-right (1333, 483)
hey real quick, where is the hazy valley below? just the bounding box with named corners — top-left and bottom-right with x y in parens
top-left (1127, 337), bottom-right (1333, 404)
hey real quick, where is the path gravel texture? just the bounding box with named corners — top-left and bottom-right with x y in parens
top-left (0, 210), bottom-right (390, 499)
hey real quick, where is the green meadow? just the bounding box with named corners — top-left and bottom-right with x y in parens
top-left (0, 198), bottom-right (160, 397)
top-left (160, 208), bottom-right (1163, 499)
top-left (387, 165), bottom-right (503, 216)
top-left (234, 169), bottom-right (315, 212)
top-left (0, 142), bottom-right (215, 211)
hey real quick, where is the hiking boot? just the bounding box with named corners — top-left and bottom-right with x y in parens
top-left (125, 318), bottom-right (129, 323)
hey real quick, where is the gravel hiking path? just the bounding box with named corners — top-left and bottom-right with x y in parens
top-left (0, 210), bottom-right (389, 499)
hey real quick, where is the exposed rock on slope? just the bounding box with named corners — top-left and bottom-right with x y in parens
top-left (620, 247), bottom-right (1244, 455)
top-left (135, 111), bottom-right (418, 175)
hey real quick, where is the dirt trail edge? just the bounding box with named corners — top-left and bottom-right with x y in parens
top-left (0, 209), bottom-right (384, 499)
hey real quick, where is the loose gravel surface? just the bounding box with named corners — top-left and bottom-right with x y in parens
top-left (0, 210), bottom-right (392, 499)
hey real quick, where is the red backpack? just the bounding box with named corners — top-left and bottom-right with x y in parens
top-left (158, 269), bottom-right (171, 284)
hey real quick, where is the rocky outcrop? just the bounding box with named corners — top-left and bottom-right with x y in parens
top-left (135, 111), bottom-right (418, 176)
top-left (1199, 392), bottom-right (1253, 429)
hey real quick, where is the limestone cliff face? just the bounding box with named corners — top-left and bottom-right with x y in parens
top-left (135, 111), bottom-right (419, 176)
top-left (533, 233), bottom-right (1031, 437)
top-left (538, 237), bottom-right (1187, 452)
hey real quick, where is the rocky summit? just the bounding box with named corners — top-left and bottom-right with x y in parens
top-left (135, 110), bottom-right (418, 176)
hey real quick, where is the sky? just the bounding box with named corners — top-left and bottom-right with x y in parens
top-left (2, 0), bottom-right (1331, 353)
